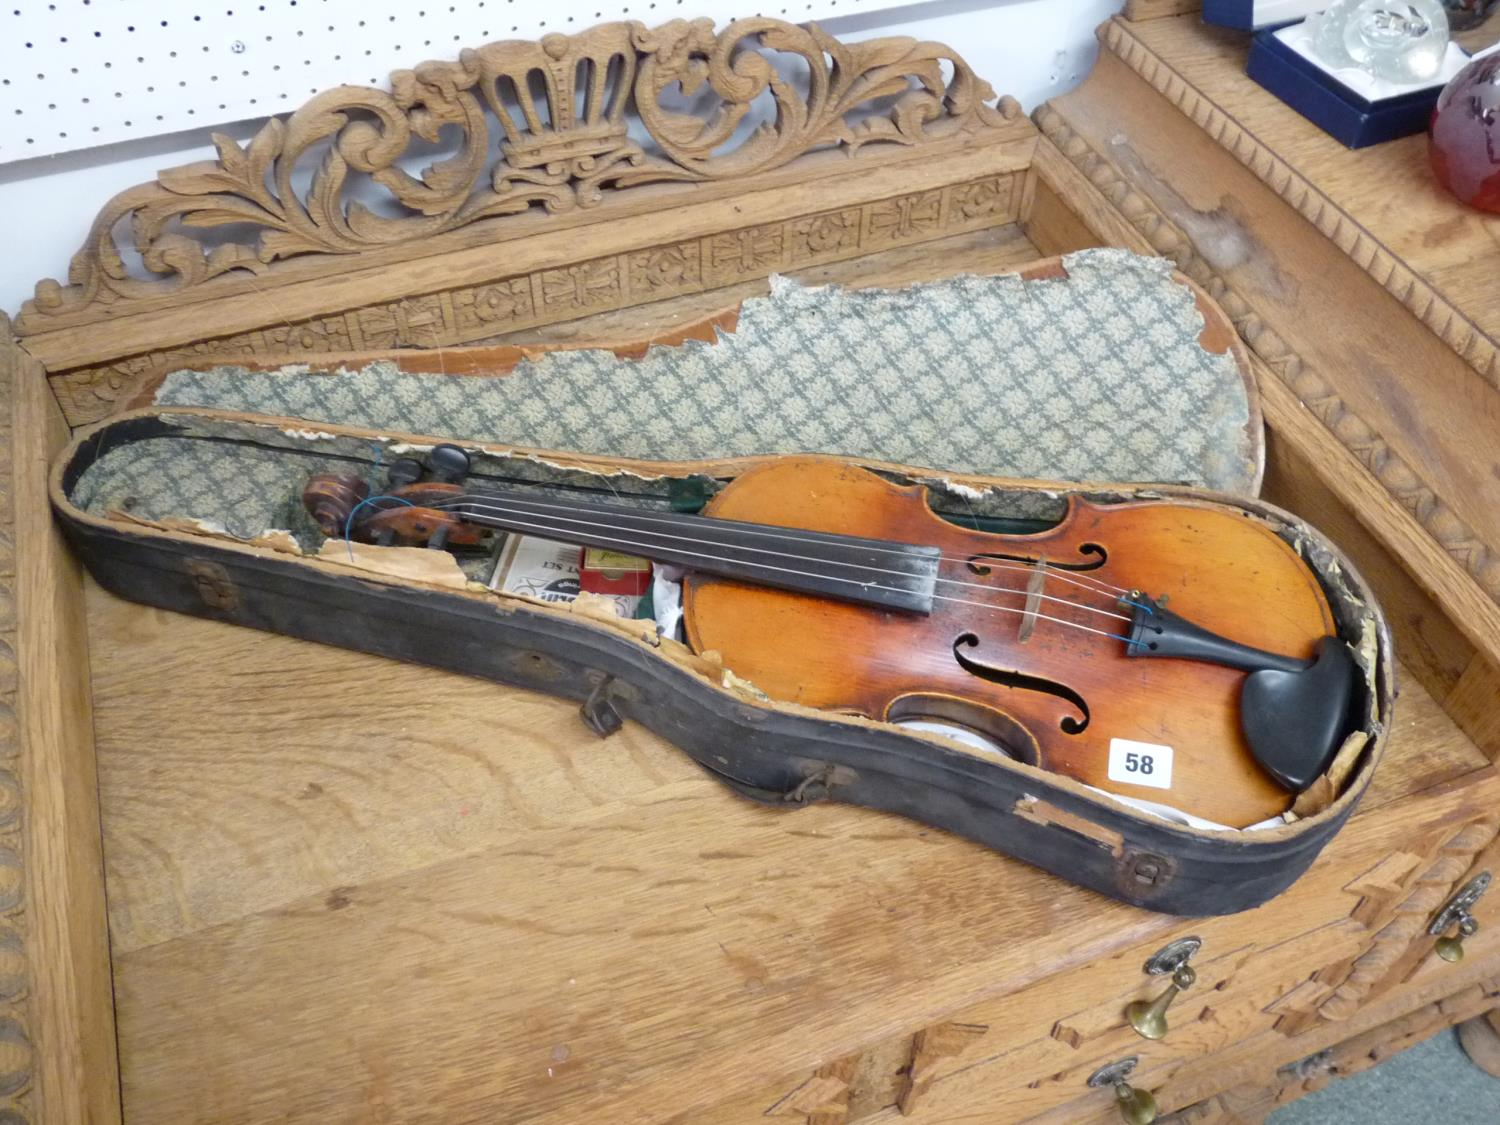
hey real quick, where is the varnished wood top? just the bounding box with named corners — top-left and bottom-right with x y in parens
top-left (10, 12), bottom-right (1500, 1122)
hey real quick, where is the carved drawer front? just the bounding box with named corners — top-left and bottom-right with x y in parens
top-left (1267, 816), bottom-right (1500, 1038)
top-left (922, 942), bottom-right (1263, 1121)
top-left (1154, 975), bottom-right (1500, 1124)
top-left (698, 929), bottom-right (1294, 1124)
top-left (694, 782), bottom-right (1500, 1124)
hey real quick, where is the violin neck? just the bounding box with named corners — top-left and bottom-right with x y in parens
top-left (451, 489), bottom-right (941, 614)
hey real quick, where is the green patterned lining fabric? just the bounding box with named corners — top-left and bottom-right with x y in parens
top-left (70, 435), bottom-right (345, 551)
top-left (153, 249), bottom-right (1258, 493)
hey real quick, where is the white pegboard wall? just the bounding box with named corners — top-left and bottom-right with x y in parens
top-left (0, 0), bottom-right (955, 161)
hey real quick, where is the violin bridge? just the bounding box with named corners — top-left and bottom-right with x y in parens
top-left (1018, 557), bottom-right (1048, 644)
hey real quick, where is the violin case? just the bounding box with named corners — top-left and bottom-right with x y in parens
top-left (48, 250), bottom-right (1392, 916)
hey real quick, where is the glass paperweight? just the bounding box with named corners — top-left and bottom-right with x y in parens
top-left (1430, 53), bottom-right (1500, 213)
top-left (1309, 0), bottom-right (1452, 84)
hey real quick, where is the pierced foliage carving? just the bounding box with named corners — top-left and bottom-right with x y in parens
top-left (21, 18), bottom-right (1011, 328)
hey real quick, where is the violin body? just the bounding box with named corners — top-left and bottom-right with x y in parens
top-left (683, 459), bottom-right (1332, 829)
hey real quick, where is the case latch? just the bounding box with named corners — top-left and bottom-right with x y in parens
top-left (185, 559), bottom-right (238, 612)
top-left (579, 675), bottom-right (624, 737)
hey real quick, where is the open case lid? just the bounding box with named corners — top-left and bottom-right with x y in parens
top-left (126, 249), bottom-right (1264, 495)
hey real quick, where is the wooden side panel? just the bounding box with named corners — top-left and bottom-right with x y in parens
top-left (1446, 658), bottom-right (1500, 763)
top-left (1262, 424), bottom-right (1500, 765)
top-left (1107, 15), bottom-right (1500, 392)
top-left (7, 16), bottom-right (1040, 428)
top-left (3, 319), bottom-right (119, 1124)
top-left (44, 164), bottom-right (1033, 427)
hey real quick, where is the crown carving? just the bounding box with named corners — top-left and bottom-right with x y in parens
top-left (18, 18), bottom-right (1015, 331)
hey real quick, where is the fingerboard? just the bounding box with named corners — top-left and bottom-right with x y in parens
top-left (451, 490), bottom-right (940, 615)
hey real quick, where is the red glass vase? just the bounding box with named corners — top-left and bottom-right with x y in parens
top-left (1429, 53), bottom-right (1500, 213)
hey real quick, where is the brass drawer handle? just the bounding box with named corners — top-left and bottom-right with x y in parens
top-left (1127, 936), bottom-right (1200, 1040)
top-left (1430, 871), bottom-right (1489, 963)
top-left (1088, 1057), bottom-right (1157, 1125)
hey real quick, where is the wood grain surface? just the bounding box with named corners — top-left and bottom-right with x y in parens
top-left (21, 12), bottom-right (1500, 1120)
top-left (6, 326), bottom-right (119, 1124)
top-left (89, 580), bottom-right (1166, 1123)
top-left (85, 570), bottom-right (1485, 1123)
top-left (1123, 0), bottom-right (1202, 18)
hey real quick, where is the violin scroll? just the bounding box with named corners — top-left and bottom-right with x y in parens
top-left (303, 445), bottom-right (487, 549)
top-left (304, 474), bottom-right (370, 539)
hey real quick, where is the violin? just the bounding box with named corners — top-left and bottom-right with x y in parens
top-left (304, 447), bottom-right (1359, 829)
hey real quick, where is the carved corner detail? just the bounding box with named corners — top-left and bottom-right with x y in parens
top-left (1267, 818), bottom-right (1500, 1036)
top-left (898, 1021), bottom-right (989, 1114)
top-left (1032, 102), bottom-right (1500, 607)
top-left (18, 18), bottom-right (1015, 333)
top-left (1174, 978), bottom-right (1500, 1121)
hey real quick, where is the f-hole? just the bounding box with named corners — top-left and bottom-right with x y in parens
top-left (968, 542), bottom-right (1107, 575)
top-left (952, 634), bottom-right (1091, 734)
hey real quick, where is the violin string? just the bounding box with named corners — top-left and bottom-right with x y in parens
top-left (362, 501), bottom-right (1143, 645)
top-left (422, 491), bottom-right (1133, 599)
top-left (420, 492), bottom-right (1128, 603)
top-left (434, 496), bottom-right (1135, 625)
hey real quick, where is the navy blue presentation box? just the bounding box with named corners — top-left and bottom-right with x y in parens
top-left (1204, 0), bottom-right (1324, 30)
top-left (1246, 25), bottom-right (1454, 148)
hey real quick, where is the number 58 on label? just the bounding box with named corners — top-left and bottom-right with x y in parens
top-left (1107, 738), bottom-right (1174, 791)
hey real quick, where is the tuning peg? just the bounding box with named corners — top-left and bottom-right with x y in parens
top-left (426, 444), bottom-right (471, 484)
top-left (385, 458), bottom-right (423, 489)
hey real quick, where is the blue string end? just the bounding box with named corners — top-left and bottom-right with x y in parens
top-left (342, 495), bottom-right (416, 561)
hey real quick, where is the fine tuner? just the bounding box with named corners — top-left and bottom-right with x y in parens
top-left (304, 444), bottom-right (1360, 827)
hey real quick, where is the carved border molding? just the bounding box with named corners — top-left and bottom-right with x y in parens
top-left (761, 1018), bottom-right (991, 1122)
top-left (46, 172), bottom-right (1025, 426)
top-left (0, 320), bottom-right (37, 1122)
top-left (1033, 104), bottom-right (1500, 606)
top-left (1097, 17), bottom-right (1500, 393)
top-left (16, 18), bottom-right (1014, 335)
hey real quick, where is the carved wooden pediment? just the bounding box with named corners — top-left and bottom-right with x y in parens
top-left (18, 18), bottom-right (1015, 333)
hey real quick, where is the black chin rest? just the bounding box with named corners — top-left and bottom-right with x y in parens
top-left (1240, 638), bottom-right (1358, 793)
